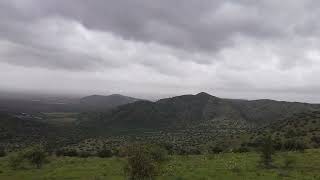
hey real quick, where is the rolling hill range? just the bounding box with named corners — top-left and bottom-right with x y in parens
top-left (78, 92), bottom-right (320, 132)
top-left (1, 92), bottom-right (320, 151)
top-left (0, 94), bottom-right (141, 113)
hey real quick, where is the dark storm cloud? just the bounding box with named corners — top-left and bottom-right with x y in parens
top-left (1, 0), bottom-right (319, 67)
top-left (0, 0), bottom-right (294, 53)
top-left (1, 0), bottom-right (320, 102)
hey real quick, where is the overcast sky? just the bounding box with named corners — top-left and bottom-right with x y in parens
top-left (1, 0), bottom-right (320, 102)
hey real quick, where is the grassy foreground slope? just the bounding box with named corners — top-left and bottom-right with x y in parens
top-left (0, 150), bottom-right (319, 180)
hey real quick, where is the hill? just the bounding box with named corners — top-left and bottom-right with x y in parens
top-left (0, 94), bottom-right (142, 113)
top-left (79, 92), bottom-right (320, 132)
top-left (78, 94), bottom-right (141, 111)
top-left (0, 112), bottom-right (55, 147)
top-left (0, 112), bottom-right (86, 151)
top-left (248, 110), bottom-right (320, 149)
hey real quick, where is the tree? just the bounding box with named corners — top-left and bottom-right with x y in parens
top-left (259, 136), bottom-right (274, 168)
top-left (97, 144), bottom-right (112, 158)
top-left (9, 145), bottom-right (48, 170)
top-left (23, 145), bottom-right (48, 169)
top-left (0, 146), bottom-right (6, 157)
top-left (124, 145), bottom-right (157, 180)
top-left (148, 145), bottom-right (168, 162)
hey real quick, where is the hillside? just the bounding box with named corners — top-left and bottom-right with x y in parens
top-left (0, 112), bottom-right (86, 150)
top-left (0, 112), bottom-right (55, 147)
top-left (249, 110), bottom-right (320, 149)
top-left (79, 92), bottom-right (320, 132)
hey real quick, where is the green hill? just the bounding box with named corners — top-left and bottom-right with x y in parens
top-left (78, 92), bottom-right (320, 133)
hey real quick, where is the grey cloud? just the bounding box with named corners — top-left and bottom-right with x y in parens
top-left (0, 0), bottom-right (294, 53)
top-left (0, 40), bottom-right (106, 71)
top-left (1, 0), bottom-right (320, 102)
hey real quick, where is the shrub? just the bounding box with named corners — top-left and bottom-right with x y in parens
top-left (124, 145), bottom-right (157, 180)
top-left (259, 136), bottom-right (274, 168)
top-left (23, 145), bottom-right (48, 169)
top-left (97, 144), bottom-right (112, 158)
top-left (78, 151), bottom-right (91, 158)
top-left (283, 139), bottom-right (306, 152)
top-left (9, 145), bottom-right (48, 169)
top-left (8, 153), bottom-right (26, 170)
top-left (148, 145), bottom-right (168, 162)
top-left (0, 146), bottom-right (6, 157)
top-left (209, 146), bottom-right (223, 154)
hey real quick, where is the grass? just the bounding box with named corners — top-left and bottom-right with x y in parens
top-left (0, 150), bottom-right (319, 180)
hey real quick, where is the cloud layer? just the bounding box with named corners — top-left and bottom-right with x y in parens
top-left (1, 0), bottom-right (320, 102)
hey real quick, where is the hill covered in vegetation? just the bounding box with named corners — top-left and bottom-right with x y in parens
top-left (78, 92), bottom-right (320, 133)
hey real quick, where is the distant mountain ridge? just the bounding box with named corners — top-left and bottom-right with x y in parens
top-left (79, 94), bottom-right (142, 111)
top-left (79, 92), bottom-right (320, 132)
top-left (1, 92), bottom-right (320, 151)
top-left (0, 94), bottom-right (142, 112)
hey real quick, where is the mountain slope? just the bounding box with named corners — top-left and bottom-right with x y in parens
top-left (0, 112), bottom-right (56, 144)
top-left (248, 110), bottom-right (320, 148)
top-left (79, 92), bottom-right (320, 133)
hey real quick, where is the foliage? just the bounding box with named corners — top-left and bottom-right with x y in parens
top-left (148, 145), bottom-right (168, 162)
top-left (209, 146), bottom-right (223, 154)
top-left (78, 151), bottom-right (92, 158)
top-left (283, 139), bottom-right (306, 152)
top-left (22, 145), bottom-right (48, 169)
top-left (8, 152), bottom-right (26, 170)
top-left (124, 145), bottom-right (157, 180)
top-left (0, 146), bottom-right (6, 157)
top-left (97, 144), bottom-right (113, 158)
top-left (259, 136), bottom-right (274, 168)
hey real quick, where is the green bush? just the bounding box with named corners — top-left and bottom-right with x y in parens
top-left (8, 153), bottom-right (26, 170)
top-left (97, 144), bottom-right (112, 158)
top-left (259, 136), bottom-right (275, 168)
top-left (283, 139), bottom-right (306, 152)
top-left (209, 146), bottom-right (223, 154)
top-left (23, 145), bottom-right (48, 169)
top-left (124, 145), bottom-right (157, 180)
top-left (0, 146), bottom-right (6, 157)
top-left (9, 145), bottom-right (48, 169)
top-left (78, 151), bottom-right (91, 158)
top-left (148, 145), bottom-right (168, 162)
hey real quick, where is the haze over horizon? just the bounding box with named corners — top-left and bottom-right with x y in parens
top-left (1, 0), bottom-right (320, 103)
